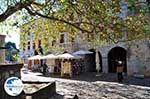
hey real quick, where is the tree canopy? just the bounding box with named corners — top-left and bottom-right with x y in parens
top-left (0, 0), bottom-right (150, 44)
top-left (5, 42), bottom-right (19, 61)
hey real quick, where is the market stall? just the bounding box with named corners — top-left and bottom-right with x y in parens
top-left (57, 53), bottom-right (82, 77)
top-left (73, 50), bottom-right (93, 72)
top-left (28, 55), bottom-right (42, 69)
top-left (41, 54), bottom-right (57, 73)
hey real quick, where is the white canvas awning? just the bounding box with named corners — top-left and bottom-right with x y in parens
top-left (41, 54), bottom-right (57, 59)
top-left (73, 50), bottom-right (93, 55)
top-left (57, 53), bottom-right (81, 59)
top-left (28, 55), bottom-right (42, 60)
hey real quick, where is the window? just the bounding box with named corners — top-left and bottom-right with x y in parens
top-left (33, 42), bottom-right (35, 49)
top-left (38, 40), bottom-right (41, 47)
top-left (38, 40), bottom-right (41, 45)
top-left (52, 40), bottom-right (56, 46)
top-left (71, 37), bottom-right (74, 43)
top-left (60, 34), bottom-right (64, 43)
top-left (28, 41), bottom-right (30, 45)
top-left (23, 43), bottom-right (26, 48)
top-left (27, 41), bottom-right (30, 50)
top-left (28, 45), bottom-right (30, 50)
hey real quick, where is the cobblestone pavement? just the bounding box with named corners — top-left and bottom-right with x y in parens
top-left (21, 70), bottom-right (150, 99)
top-left (54, 79), bottom-right (150, 99)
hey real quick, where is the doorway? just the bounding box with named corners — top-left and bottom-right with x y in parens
top-left (108, 47), bottom-right (127, 73)
top-left (87, 49), bottom-right (102, 72)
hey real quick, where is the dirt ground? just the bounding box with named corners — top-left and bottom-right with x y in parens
top-left (21, 70), bottom-right (150, 99)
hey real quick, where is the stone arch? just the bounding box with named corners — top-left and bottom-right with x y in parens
top-left (108, 46), bottom-right (127, 73)
top-left (108, 44), bottom-right (127, 52)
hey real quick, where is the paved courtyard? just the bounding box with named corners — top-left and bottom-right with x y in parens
top-left (21, 69), bottom-right (150, 99)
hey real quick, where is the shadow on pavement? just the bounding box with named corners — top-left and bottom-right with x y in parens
top-left (45, 72), bottom-right (150, 87)
top-left (49, 93), bottom-right (78, 99)
top-left (49, 93), bottom-right (64, 99)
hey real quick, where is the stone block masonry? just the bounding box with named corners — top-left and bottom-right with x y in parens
top-left (0, 64), bottom-right (24, 99)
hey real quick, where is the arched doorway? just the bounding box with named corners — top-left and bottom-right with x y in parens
top-left (108, 46), bottom-right (127, 73)
top-left (87, 49), bottom-right (102, 72)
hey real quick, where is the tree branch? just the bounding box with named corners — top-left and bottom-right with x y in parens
top-left (34, 12), bottom-right (92, 33)
top-left (0, 0), bottom-right (35, 22)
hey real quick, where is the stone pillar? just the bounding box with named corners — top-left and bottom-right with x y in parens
top-left (127, 60), bottom-right (133, 76)
top-left (0, 35), bottom-right (6, 63)
top-left (102, 56), bottom-right (108, 73)
top-left (1, 49), bottom-right (5, 63)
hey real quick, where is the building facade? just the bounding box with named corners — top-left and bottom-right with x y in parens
top-left (20, 28), bottom-right (150, 76)
top-left (20, 0), bottom-right (150, 76)
top-left (72, 36), bottom-right (150, 76)
top-left (20, 32), bottom-right (43, 63)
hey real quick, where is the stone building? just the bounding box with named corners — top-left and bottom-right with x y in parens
top-left (0, 64), bottom-right (24, 99)
top-left (19, 32), bottom-right (44, 64)
top-left (72, 37), bottom-right (150, 76)
top-left (19, 27), bottom-right (150, 76)
top-left (0, 34), bottom-right (6, 63)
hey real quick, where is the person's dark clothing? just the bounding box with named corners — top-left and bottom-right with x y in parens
top-left (116, 61), bottom-right (124, 82)
top-left (118, 72), bottom-right (123, 82)
top-left (40, 59), bottom-right (43, 66)
top-left (34, 50), bottom-right (39, 55)
top-left (43, 63), bottom-right (48, 75)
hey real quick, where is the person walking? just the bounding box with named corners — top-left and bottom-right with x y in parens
top-left (43, 60), bottom-right (48, 75)
top-left (116, 60), bottom-right (124, 82)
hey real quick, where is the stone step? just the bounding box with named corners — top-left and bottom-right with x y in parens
top-left (49, 94), bottom-right (78, 99)
top-left (24, 82), bottom-right (56, 99)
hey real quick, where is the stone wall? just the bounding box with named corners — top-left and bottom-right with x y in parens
top-left (73, 35), bottom-right (150, 76)
top-left (97, 40), bottom-right (150, 77)
top-left (127, 40), bottom-right (150, 76)
top-left (0, 64), bottom-right (24, 99)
